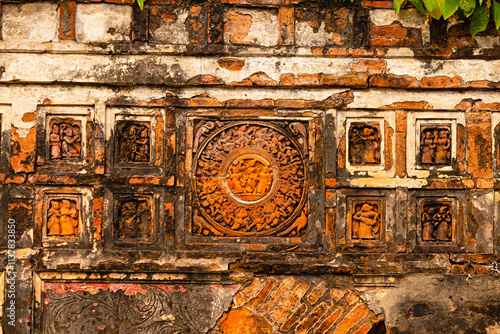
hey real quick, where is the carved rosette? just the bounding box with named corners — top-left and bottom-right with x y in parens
top-left (192, 121), bottom-right (307, 237)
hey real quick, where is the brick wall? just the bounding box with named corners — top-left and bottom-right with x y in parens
top-left (1, 1), bottom-right (500, 333)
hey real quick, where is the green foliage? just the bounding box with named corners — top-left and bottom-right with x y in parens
top-left (409, 0), bottom-right (499, 36)
top-left (124, 0), bottom-right (145, 10)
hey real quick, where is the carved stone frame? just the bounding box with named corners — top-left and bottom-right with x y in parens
top-left (336, 110), bottom-right (396, 178)
top-left (178, 111), bottom-right (324, 252)
top-left (0, 105), bottom-right (11, 174)
top-left (34, 187), bottom-right (93, 249)
top-left (103, 186), bottom-right (166, 250)
top-left (491, 112), bottom-right (500, 177)
top-left (408, 190), bottom-right (466, 253)
top-left (407, 112), bottom-right (466, 177)
top-left (336, 189), bottom-right (399, 253)
top-left (105, 107), bottom-right (165, 175)
top-left (36, 105), bottom-right (95, 173)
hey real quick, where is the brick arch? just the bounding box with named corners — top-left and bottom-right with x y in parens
top-left (215, 276), bottom-right (385, 334)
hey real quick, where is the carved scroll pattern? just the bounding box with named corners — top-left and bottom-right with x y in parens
top-left (348, 123), bottom-right (381, 165)
top-left (46, 198), bottom-right (80, 238)
top-left (116, 121), bottom-right (151, 163)
top-left (351, 201), bottom-right (381, 241)
top-left (421, 201), bottom-right (452, 242)
top-left (114, 196), bottom-right (153, 242)
top-left (42, 283), bottom-right (236, 334)
top-left (419, 125), bottom-right (451, 166)
top-left (48, 119), bottom-right (82, 161)
top-left (193, 121), bottom-right (307, 237)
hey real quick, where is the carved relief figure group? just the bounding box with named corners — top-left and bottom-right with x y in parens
top-left (194, 122), bottom-right (306, 236)
top-left (348, 123), bottom-right (381, 165)
top-left (47, 198), bottom-right (80, 237)
top-left (49, 121), bottom-right (82, 160)
top-left (420, 127), bottom-right (451, 165)
top-left (421, 203), bottom-right (452, 242)
top-left (117, 122), bottom-right (151, 163)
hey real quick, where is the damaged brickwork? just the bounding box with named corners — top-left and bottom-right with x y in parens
top-left (1, 0), bottom-right (500, 333)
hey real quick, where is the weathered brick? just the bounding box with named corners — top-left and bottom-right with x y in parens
top-left (371, 23), bottom-right (408, 38)
top-left (218, 58), bottom-right (245, 71)
top-left (60, 2), bottom-right (76, 40)
top-left (315, 307), bottom-right (342, 333)
top-left (320, 74), bottom-right (369, 88)
top-left (466, 117), bottom-right (492, 178)
top-left (335, 304), bottom-right (371, 334)
top-left (307, 281), bottom-right (328, 305)
top-left (280, 73), bottom-right (321, 86)
top-left (248, 278), bottom-right (277, 309)
top-left (421, 76), bottom-right (465, 89)
top-left (331, 288), bottom-right (347, 301)
top-left (296, 302), bottom-right (331, 334)
top-left (279, 6), bottom-right (294, 45)
top-left (271, 282), bottom-right (310, 323)
top-left (369, 74), bottom-right (420, 89)
top-left (349, 60), bottom-right (387, 74)
top-left (261, 276), bottom-right (296, 313)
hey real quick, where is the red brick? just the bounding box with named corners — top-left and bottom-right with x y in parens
top-left (280, 73), bottom-right (321, 86)
top-left (276, 99), bottom-right (306, 108)
top-left (261, 276), bottom-right (296, 313)
top-left (307, 281), bottom-right (328, 305)
top-left (476, 102), bottom-right (500, 111)
top-left (226, 99), bottom-right (275, 108)
top-left (349, 60), bottom-right (387, 74)
top-left (271, 282), bottom-right (310, 323)
top-left (231, 72), bottom-right (277, 86)
top-left (466, 80), bottom-right (500, 89)
top-left (187, 75), bottom-right (224, 86)
top-left (363, 0), bottom-right (394, 8)
top-left (396, 110), bottom-right (406, 132)
top-left (467, 118), bottom-right (492, 178)
top-left (477, 179), bottom-right (494, 188)
top-left (248, 278), bottom-right (277, 309)
top-left (184, 96), bottom-right (224, 107)
top-left (370, 37), bottom-right (402, 47)
top-left (60, 2), bottom-right (76, 40)
top-left (371, 23), bottom-right (408, 38)
top-left (335, 304), bottom-right (371, 334)
top-left (421, 76), bottom-right (464, 89)
top-left (10, 127), bottom-right (36, 173)
top-left (396, 132), bottom-right (406, 178)
top-left (369, 74), bottom-right (420, 89)
top-left (280, 304), bottom-right (307, 332)
top-left (279, 6), bottom-right (294, 45)
top-left (315, 307), bottom-right (342, 333)
top-left (225, 10), bottom-right (252, 44)
top-left (330, 288), bottom-right (347, 301)
top-left (353, 323), bottom-right (372, 334)
top-left (296, 302), bottom-right (331, 334)
top-left (383, 101), bottom-right (433, 110)
top-left (320, 74), bottom-right (369, 88)
top-left (218, 58), bottom-right (245, 71)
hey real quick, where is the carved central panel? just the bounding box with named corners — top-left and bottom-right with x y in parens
top-left (48, 118), bottom-right (83, 161)
top-left (116, 121), bottom-right (151, 164)
top-left (192, 121), bottom-right (307, 237)
top-left (350, 199), bottom-right (382, 241)
top-left (114, 195), bottom-right (153, 242)
top-left (419, 124), bottom-right (451, 166)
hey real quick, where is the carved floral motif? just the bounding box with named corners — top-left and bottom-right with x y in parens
top-left (421, 201), bottom-right (452, 242)
top-left (116, 121), bottom-right (151, 163)
top-left (46, 198), bottom-right (80, 238)
top-left (115, 196), bottom-right (152, 242)
top-left (419, 125), bottom-right (451, 165)
top-left (351, 201), bottom-right (381, 240)
top-left (193, 121), bottom-right (307, 237)
top-left (48, 119), bottom-right (82, 161)
top-left (348, 123), bottom-right (381, 165)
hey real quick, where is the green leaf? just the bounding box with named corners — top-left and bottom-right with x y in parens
top-left (138, 0), bottom-right (145, 10)
top-left (494, 0), bottom-right (500, 29)
top-left (423, 0), bottom-right (438, 12)
top-left (441, 0), bottom-right (459, 19)
top-left (470, 4), bottom-right (490, 36)
top-left (459, 0), bottom-right (476, 16)
top-left (394, 0), bottom-right (406, 13)
top-left (410, 0), bottom-right (427, 13)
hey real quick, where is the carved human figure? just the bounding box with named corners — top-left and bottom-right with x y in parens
top-left (434, 205), bottom-right (452, 241)
top-left (61, 125), bottom-right (80, 157)
top-left (421, 207), bottom-right (436, 241)
top-left (434, 130), bottom-right (451, 164)
top-left (49, 124), bottom-right (62, 160)
top-left (420, 131), bottom-right (436, 164)
top-left (352, 203), bottom-right (380, 240)
top-left (47, 200), bottom-right (62, 236)
top-left (349, 124), bottom-right (380, 165)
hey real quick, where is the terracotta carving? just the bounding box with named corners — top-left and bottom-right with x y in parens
top-left (193, 121), bottom-right (307, 237)
top-left (351, 202), bottom-right (381, 240)
top-left (48, 120), bottom-right (82, 160)
top-left (420, 126), bottom-right (451, 165)
top-left (421, 202), bottom-right (452, 242)
top-left (116, 121), bottom-right (151, 163)
top-left (47, 198), bottom-right (80, 238)
top-left (348, 123), bottom-right (381, 165)
top-left (115, 197), bottom-right (152, 241)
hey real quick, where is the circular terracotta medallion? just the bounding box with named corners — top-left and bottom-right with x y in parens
top-left (194, 122), bottom-right (307, 236)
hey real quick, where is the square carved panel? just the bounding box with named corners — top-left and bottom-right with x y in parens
top-left (106, 107), bottom-right (166, 175)
top-left (104, 187), bottom-right (166, 250)
top-left (34, 187), bottom-right (93, 248)
top-left (336, 189), bottom-right (400, 252)
top-left (408, 191), bottom-right (466, 252)
top-left (336, 111), bottom-right (395, 178)
top-left (407, 112), bottom-right (465, 177)
top-left (180, 115), bottom-right (323, 250)
top-left (36, 105), bottom-right (95, 173)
